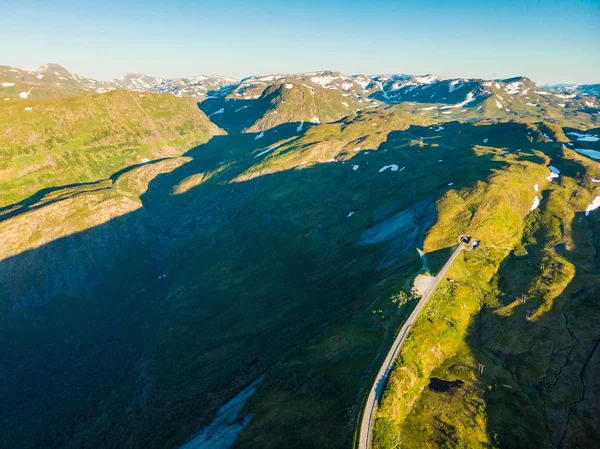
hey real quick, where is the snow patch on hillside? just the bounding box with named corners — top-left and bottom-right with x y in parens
top-left (179, 379), bottom-right (261, 449)
top-left (546, 165), bottom-right (560, 181)
top-left (585, 196), bottom-right (600, 216)
top-left (577, 135), bottom-right (599, 142)
top-left (575, 149), bottom-right (600, 160)
top-left (208, 108), bottom-right (224, 117)
top-left (254, 143), bottom-right (281, 158)
top-left (448, 80), bottom-right (463, 92)
top-left (379, 164), bottom-right (399, 173)
top-left (505, 81), bottom-right (521, 95)
top-left (530, 196), bottom-right (541, 211)
top-left (439, 92), bottom-right (475, 109)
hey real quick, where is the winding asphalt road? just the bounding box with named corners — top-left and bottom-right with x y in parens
top-left (358, 242), bottom-right (466, 449)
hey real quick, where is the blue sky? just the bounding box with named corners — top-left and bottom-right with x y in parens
top-left (1, 0), bottom-right (599, 83)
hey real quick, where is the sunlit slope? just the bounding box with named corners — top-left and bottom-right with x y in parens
top-left (3, 105), bottom-right (599, 449)
top-left (0, 90), bottom-right (221, 206)
top-left (373, 140), bottom-right (600, 448)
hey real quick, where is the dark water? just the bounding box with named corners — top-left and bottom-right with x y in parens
top-left (428, 377), bottom-right (464, 393)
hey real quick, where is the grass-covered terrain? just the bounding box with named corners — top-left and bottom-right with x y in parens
top-left (373, 138), bottom-right (600, 448)
top-left (0, 90), bottom-right (220, 206)
top-left (0, 70), bottom-right (599, 449)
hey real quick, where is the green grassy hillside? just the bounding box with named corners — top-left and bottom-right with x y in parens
top-left (0, 76), bottom-right (598, 449)
top-left (373, 141), bottom-right (600, 448)
top-left (0, 90), bottom-right (221, 206)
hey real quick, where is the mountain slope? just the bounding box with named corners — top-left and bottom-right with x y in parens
top-left (0, 63), bottom-right (235, 101)
top-left (0, 89), bottom-right (221, 206)
top-left (0, 66), bottom-right (599, 449)
top-left (199, 82), bottom-right (363, 133)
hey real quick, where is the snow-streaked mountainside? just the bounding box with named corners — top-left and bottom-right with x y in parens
top-left (0, 63), bottom-right (236, 100)
top-left (151, 75), bottom-right (237, 99)
top-left (2, 64), bottom-right (598, 114)
top-left (544, 83), bottom-right (600, 99)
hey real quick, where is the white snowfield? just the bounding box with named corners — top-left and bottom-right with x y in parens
top-left (546, 165), bottom-right (560, 181)
top-left (504, 81), bottom-right (521, 95)
top-left (285, 84), bottom-right (293, 89)
top-left (585, 196), bottom-right (600, 216)
top-left (530, 196), bottom-right (541, 211)
top-left (438, 92), bottom-right (475, 110)
top-left (591, 179), bottom-right (600, 183)
top-left (379, 164), bottom-right (399, 173)
top-left (179, 379), bottom-right (261, 449)
top-left (534, 184), bottom-right (539, 192)
top-left (567, 132), bottom-right (599, 142)
top-left (311, 115), bottom-right (320, 124)
top-left (496, 100), bottom-right (502, 109)
top-left (254, 143), bottom-right (281, 158)
top-left (421, 106), bottom-right (437, 111)
top-left (19, 90), bottom-right (31, 99)
top-left (575, 149), bottom-right (600, 160)
top-left (526, 103), bottom-right (539, 107)
top-left (208, 108), bottom-right (224, 117)
top-left (1, 82), bottom-right (15, 87)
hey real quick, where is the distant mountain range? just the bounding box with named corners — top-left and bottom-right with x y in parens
top-left (2, 63), bottom-right (599, 106)
top-left (543, 83), bottom-right (600, 98)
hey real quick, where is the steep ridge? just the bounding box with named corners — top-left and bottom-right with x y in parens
top-left (199, 82), bottom-right (363, 133)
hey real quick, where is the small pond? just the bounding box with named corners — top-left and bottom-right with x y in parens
top-left (428, 377), bottom-right (464, 393)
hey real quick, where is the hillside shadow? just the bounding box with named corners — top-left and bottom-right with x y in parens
top-left (367, 80), bottom-right (490, 107)
top-left (0, 134), bottom-right (419, 449)
top-left (0, 118), bottom-right (552, 449)
top-left (199, 97), bottom-right (264, 132)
